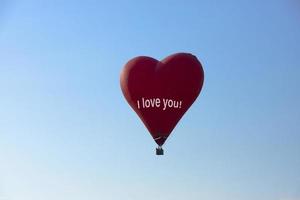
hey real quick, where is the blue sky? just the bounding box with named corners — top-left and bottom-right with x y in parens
top-left (0, 0), bottom-right (300, 200)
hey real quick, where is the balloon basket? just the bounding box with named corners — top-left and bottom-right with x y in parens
top-left (156, 146), bottom-right (164, 155)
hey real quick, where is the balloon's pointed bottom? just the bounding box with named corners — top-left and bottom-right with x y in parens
top-left (154, 137), bottom-right (167, 146)
top-left (156, 147), bottom-right (164, 155)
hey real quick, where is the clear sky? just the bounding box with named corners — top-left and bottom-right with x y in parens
top-left (0, 0), bottom-right (300, 200)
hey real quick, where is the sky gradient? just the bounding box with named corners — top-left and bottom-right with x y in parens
top-left (0, 0), bottom-right (300, 200)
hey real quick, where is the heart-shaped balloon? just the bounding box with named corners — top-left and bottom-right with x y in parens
top-left (120, 53), bottom-right (204, 148)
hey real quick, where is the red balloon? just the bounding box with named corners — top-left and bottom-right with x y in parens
top-left (120, 53), bottom-right (204, 147)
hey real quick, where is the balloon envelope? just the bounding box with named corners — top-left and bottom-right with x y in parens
top-left (120, 53), bottom-right (204, 146)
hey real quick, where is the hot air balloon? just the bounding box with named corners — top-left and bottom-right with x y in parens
top-left (120, 53), bottom-right (204, 155)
